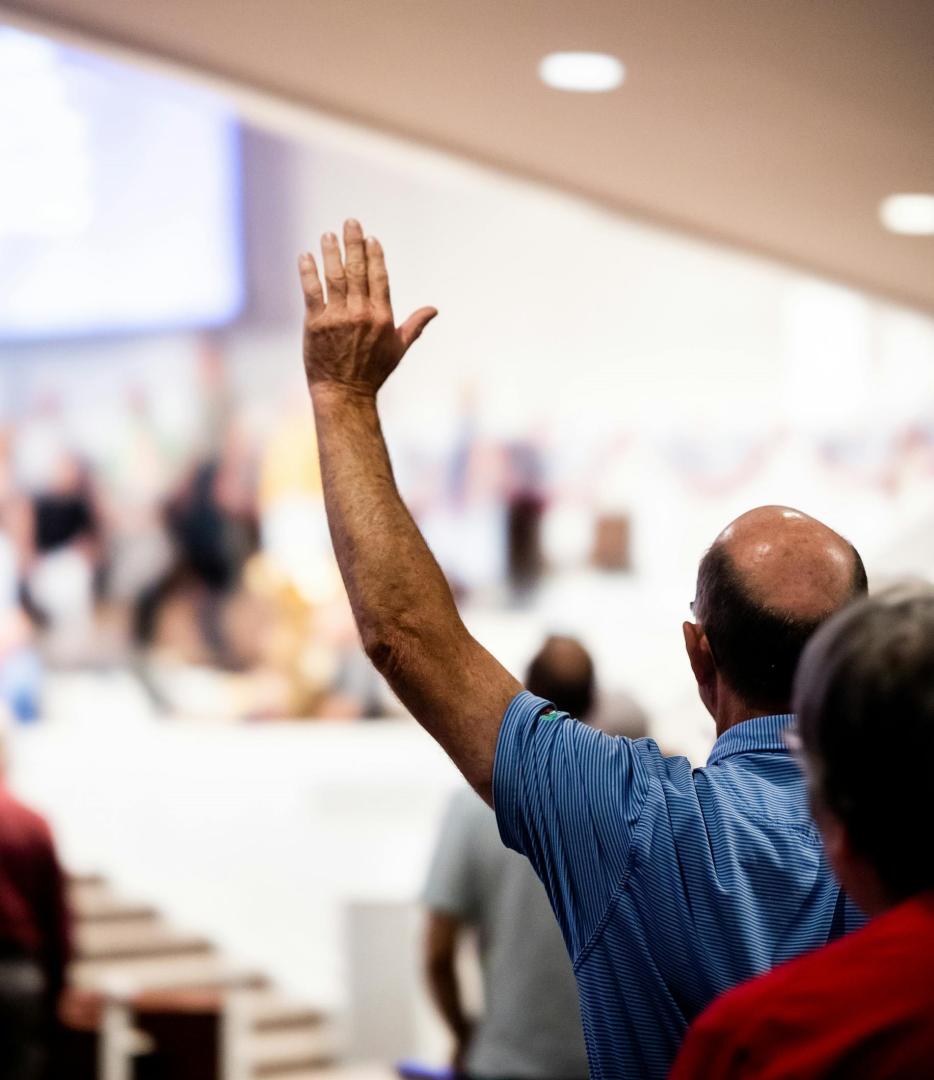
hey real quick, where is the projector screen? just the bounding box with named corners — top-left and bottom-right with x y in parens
top-left (0, 27), bottom-right (244, 340)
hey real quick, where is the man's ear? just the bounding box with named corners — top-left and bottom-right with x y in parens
top-left (683, 621), bottom-right (716, 690)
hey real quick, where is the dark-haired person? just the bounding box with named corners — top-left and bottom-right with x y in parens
top-left (296, 223), bottom-right (867, 1079)
top-left (671, 584), bottom-right (934, 1078)
top-left (523, 635), bottom-right (594, 723)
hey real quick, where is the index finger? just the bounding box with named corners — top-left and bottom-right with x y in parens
top-left (298, 251), bottom-right (325, 318)
top-left (365, 236), bottom-right (392, 314)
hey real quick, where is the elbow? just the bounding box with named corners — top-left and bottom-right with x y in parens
top-left (361, 627), bottom-right (390, 670)
top-left (361, 622), bottom-right (418, 683)
top-left (361, 625), bottom-right (398, 676)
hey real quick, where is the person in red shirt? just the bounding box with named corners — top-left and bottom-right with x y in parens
top-left (671, 584), bottom-right (934, 1080)
top-left (0, 736), bottom-right (71, 1080)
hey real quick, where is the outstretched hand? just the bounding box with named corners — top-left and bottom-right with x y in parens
top-left (298, 219), bottom-right (437, 398)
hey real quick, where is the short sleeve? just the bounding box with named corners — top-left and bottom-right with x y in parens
top-left (493, 690), bottom-right (653, 959)
top-left (422, 789), bottom-right (483, 921)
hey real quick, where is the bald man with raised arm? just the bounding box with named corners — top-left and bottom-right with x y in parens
top-left (298, 222), bottom-right (868, 1080)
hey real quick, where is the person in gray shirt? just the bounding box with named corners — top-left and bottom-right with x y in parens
top-left (423, 637), bottom-right (619, 1080)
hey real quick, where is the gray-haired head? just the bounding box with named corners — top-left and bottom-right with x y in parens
top-left (793, 581), bottom-right (934, 912)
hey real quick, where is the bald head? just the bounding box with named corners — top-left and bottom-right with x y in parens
top-left (694, 506), bottom-right (867, 713)
top-left (715, 506), bottom-right (862, 621)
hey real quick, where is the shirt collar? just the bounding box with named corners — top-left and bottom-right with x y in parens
top-left (707, 713), bottom-right (795, 766)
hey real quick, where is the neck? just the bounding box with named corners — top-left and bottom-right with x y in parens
top-left (713, 684), bottom-right (789, 738)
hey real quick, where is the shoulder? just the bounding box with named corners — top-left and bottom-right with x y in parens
top-left (500, 690), bottom-right (681, 774)
top-left (495, 689), bottom-right (695, 819)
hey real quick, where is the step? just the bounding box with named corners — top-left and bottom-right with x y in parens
top-left (247, 1025), bottom-right (338, 1071)
top-left (70, 952), bottom-right (261, 995)
top-left (253, 1066), bottom-right (336, 1080)
top-left (270, 1067), bottom-right (393, 1080)
top-left (68, 877), bottom-right (118, 914)
top-left (69, 879), bottom-right (155, 922)
top-left (237, 987), bottom-right (329, 1032)
top-left (248, 1072), bottom-right (325, 1080)
top-left (68, 873), bottom-right (107, 887)
top-left (75, 935), bottom-right (214, 965)
top-left (250, 1071), bottom-right (349, 1080)
top-left (78, 903), bottom-right (160, 924)
top-left (75, 918), bottom-right (211, 962)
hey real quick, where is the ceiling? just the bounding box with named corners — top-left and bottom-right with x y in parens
top-left (4, 0), bottom-right (934, 311)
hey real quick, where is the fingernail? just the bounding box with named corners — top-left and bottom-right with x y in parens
top-left (346, 218), bottom-right (360, 230)
top-left (322, 232), bottom-right (336, 243)
top-left (365, 236), bottom-right (378, 248)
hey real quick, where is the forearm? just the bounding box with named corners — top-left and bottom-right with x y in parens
top-left (425, 953), bottom-right (471, 1043)
top-left (311, 385), bottom-right (518, 791)
top-left (311, 384), bottom-right (459, 663)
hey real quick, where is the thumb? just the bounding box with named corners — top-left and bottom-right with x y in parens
top-left (398, 306), bottom-right (438, 354)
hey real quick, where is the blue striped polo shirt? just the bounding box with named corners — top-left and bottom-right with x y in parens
top-left (493, 691), bottom-right (866, 1080)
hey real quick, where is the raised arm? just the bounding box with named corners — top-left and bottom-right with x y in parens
top-left (298, 220), bottom-right (520, 799)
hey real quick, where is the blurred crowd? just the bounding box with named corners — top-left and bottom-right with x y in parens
top-left (0, 375), bottom-right (369, 722)
top-left (0, 360), bottom-right (593, 724)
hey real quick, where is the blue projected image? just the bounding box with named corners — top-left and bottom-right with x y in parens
top-left (0, 27), bottom-right (244, 339)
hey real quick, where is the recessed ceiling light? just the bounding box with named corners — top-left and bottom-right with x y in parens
top-left (879, 193), bottom-right (934, 236)
top-left (538, 52), bottom-right (625, 93)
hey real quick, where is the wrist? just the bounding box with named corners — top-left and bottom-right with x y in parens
top-left (309, 380), bottom-right (378, 412)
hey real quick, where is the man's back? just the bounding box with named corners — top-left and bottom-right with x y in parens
top-left (424, 787), bottom-right (588, 1079)
top-left (494, 695), bottom-right (864, 1080)
top-left (672, 892), bottom-right (934, 1079)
